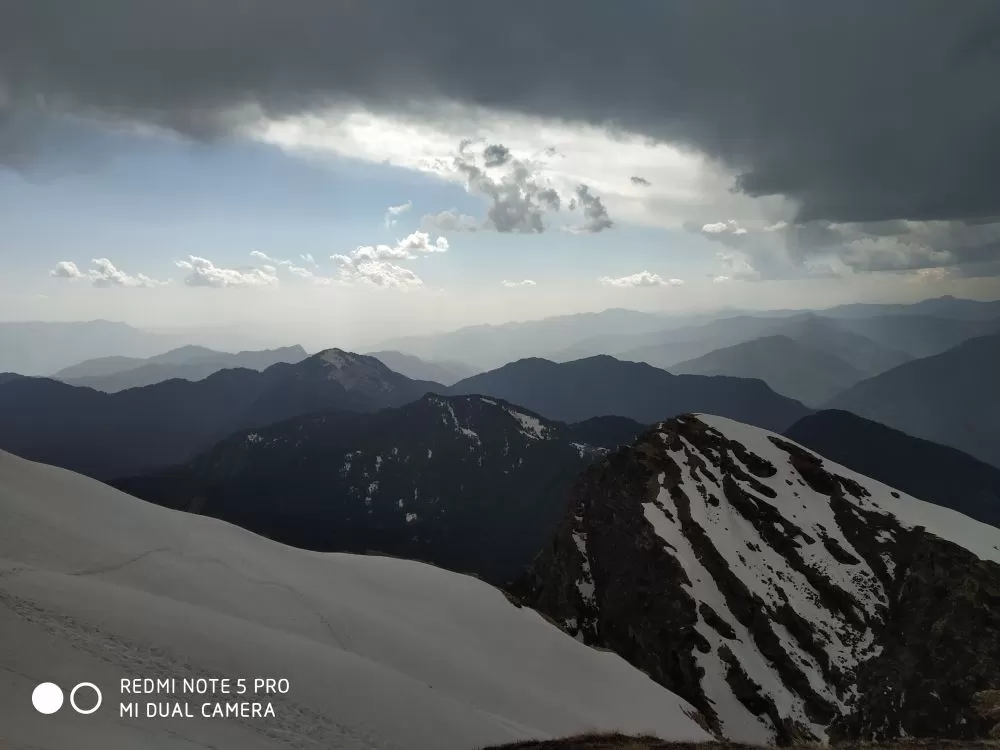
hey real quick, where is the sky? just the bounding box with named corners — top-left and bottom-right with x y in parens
top-left (3, 1), bottom-right (1000, 347)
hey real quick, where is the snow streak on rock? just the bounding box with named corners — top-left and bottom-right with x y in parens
top-left (525, 414), bottom-right (1000, 745)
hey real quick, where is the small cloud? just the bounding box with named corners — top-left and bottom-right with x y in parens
top-left (483, 144), bottom-right (512, 167)
top-left (630, 176), bottom-right (651, 187)
top-left (422, 209), bottom-right (480, 233)
top-left (247, 250), bottom-right (327, 281)
top-left (385, 200), bottom-right (413, 227)
top-left (712, 275), bottom-right (731, 283)
top-left (599, 271), bottom-right (683, 288)
top-left (568, 184), bottom-right (613, 233)
top-left (50, 258), bottom-right (168, 288)
top-left (905, 267), bottom-right (953, 284)
top-left (176, 256), bottom-right (279, 288)
top-left (701, 219), bottom-right (748, 236)
top-left (287, 265), bottom-right (315, 279)
top-left (501, 279), bottom-right (537, 287)
top-left (716, 251), bottom-right (761, 281)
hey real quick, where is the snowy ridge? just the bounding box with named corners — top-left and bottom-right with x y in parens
top-left (317, 347), bottom-right (396, 391)
top-left (527, 413), bottom-right (1000, 745)
top-left (0, 449), bottom-right (709, 750)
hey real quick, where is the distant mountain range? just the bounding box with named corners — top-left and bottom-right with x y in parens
top-left (669, 335), bottom-right (865, 407)
top-left (0, 319), bottom-right (171, 376)
top-left (610, 314), bottom-right (913, 377)
top-left (115, 395), bottom-right (643, 584)
top-left (0, 349), bottom-right (441, 479)
top-left (363, 349), bottom-right (479, 385)
top-left (520, 413), bottom-right (1000, 744)
top-left (786, 410), bottom-right (1000, 528)
top-left (449, 355), bottom-right (811, 432)
top-left (0, 319), bottom-right (283, 376)
top-left (379, 308), bottom-right (684, 370)
top-left (57, 345), bottom-right (309, 392)
top-left (828, 332), bottom-right (1000, 469)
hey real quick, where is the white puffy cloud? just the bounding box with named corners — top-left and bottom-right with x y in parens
top-left (329, 231), bottom-right (448, 290)
top-left (175, 256), bottom-right (279, 288)
top-left (501, 279), bottom-right (537, 287)
top-left (50, 258), bottom-right (168, 288)
top-left (344, 232), bottom-right (450, 269)
top-left (397, 230), bottom-right (449, 254)
top-left (51, 261), bottom-right (84, 279)
top-left (331, 254), bottom-right (423, 290)
top-left (599, 272), bottom-right (684, 288)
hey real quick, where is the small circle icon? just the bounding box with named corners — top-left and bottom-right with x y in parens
top-left (32, 682), bottom-right (64, 714)
top-left (70, 682), bottom-right (102, 715)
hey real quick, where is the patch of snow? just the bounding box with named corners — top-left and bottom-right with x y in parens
top-left (405, 513), bottom-right (418, 523)
top-left (0, 450), bottom-right (711, 750)
top-left (245, 432), bottom-right (263, 445)
top-left (504, 408), bottom-right (548, 440)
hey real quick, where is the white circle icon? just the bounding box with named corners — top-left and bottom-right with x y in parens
top-left (70, 682), bottom-right (103, 715)
top-left (32, 682), bottom-right (64, 714)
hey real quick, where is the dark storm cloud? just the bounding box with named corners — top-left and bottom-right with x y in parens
top-left (570, 185), bottom-right (613, 233)
top-left (3, 0), bottom-right (1000, 225)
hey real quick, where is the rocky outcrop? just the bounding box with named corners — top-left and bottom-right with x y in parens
top-left (521, 414), bottom-right (1000, 745)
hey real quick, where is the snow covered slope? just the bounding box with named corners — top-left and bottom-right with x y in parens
top-left (0, 450), bottom-right (710, 750)
top-left (524, 414), bottom-right (1000, 745)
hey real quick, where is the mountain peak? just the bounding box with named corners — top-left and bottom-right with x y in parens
top-left (316, 347), bottom-right (371, 368)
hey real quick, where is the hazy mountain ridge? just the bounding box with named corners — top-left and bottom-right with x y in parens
top-left (449, 355), bottom-right (811, 433)
top-left (828, 332), bottom-right (1000, 469)
top-left (115, 394), bottom-right (640, 584)
top-left (379, 308), bottom-right (684, 369)
top-left (60, 345), bottom-right (309, 392)
top-left (615, 315), bottom-right (912, 378)
top-left (521, 414), bottom-right (1000, 745)
top-left (669, 335), bottom-right (865, 407)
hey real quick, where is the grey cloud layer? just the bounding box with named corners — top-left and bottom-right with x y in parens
top-left (4, 1), bottom-right (999, 226)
